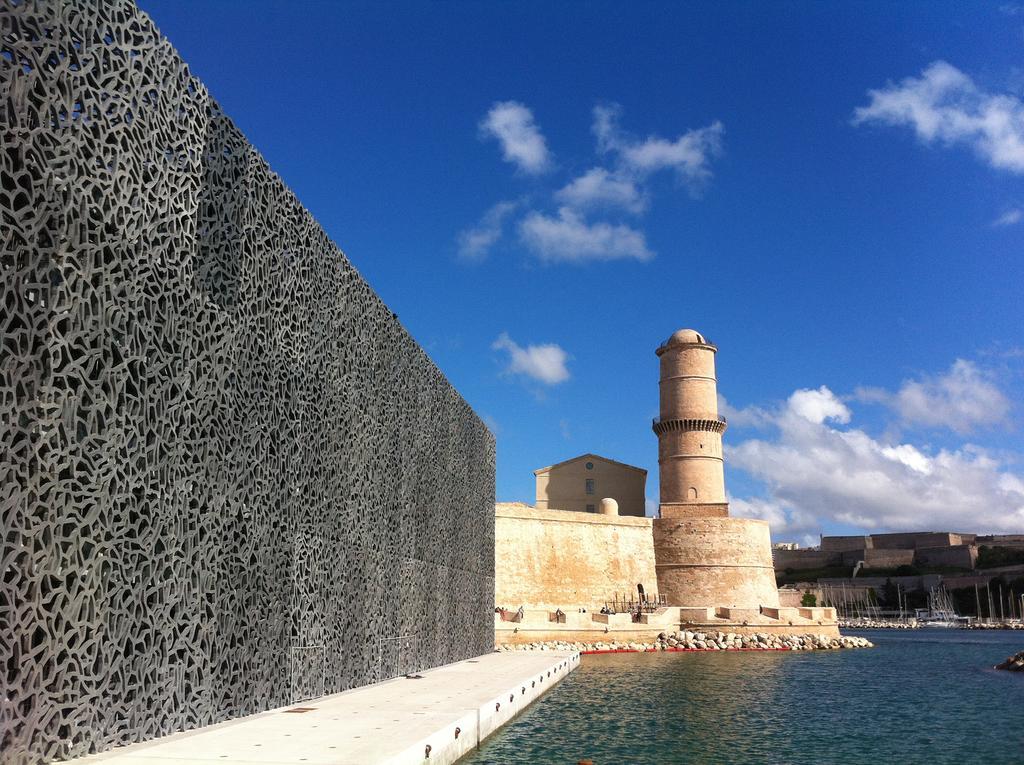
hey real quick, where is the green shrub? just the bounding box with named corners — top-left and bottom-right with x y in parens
top-left (976, 546), bottom-right (1024, 569)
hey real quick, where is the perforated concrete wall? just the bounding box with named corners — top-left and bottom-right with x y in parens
top-left (0, 3), bottom-right (495, 763)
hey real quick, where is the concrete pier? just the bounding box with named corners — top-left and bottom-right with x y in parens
top-left (66, 651), bottom-right (579, 765)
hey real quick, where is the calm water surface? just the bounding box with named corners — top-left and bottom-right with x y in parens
top-left (464, 630), bottom-right (1024, 764)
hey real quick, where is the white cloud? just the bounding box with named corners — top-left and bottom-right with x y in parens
top-left (730, 496), bottom-right (821, 548)
top-left (593, 103), bottom-right (724, 184)
top-left (717, 394), bottom-right (772, 429)
top-left (853, 61), bottom-right (1024, 173)
top-left (856, 359), bottom-right (1011, 434)
top-left (554, 167), bottom-right (646, 214)
top-left (518, 207), bottom-right (654, 263)
top-left (456, 200), bottom-right (518, 260)
top-left (993, 208), bottom-right (1023, 226)
top-left (728, 380), bottom-right (1024, 537)
top-left (787, 386), bottom-right (851, 425)
top-left (492, 332), bottom-right (570, 385)
top-left (479, 101), bottom-right (551, 174)
top-left (463, 102), bottom-right (725, 267)
top-left (559, 418), bottom-right (572, 440)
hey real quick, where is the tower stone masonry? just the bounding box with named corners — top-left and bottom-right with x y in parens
top-left (653, 329), bottom-right (728, 518)
top-left (652, 329), bottom-right (781, 609)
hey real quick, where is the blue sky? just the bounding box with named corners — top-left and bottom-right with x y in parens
top-left (142, 1), bottom-right (1024, 542)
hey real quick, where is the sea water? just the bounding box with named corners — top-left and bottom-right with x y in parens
top-left (464, 629), bottom-right (1024, 764)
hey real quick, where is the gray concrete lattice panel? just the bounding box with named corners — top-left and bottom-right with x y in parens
top-left (0, 2), bottom-right (496, 763)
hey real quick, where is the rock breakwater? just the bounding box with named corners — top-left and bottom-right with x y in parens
top-left (839, 619), bottom-right (920, 629)
top-left (498, 631), bottom-right (873, 653)
top-left (995, 651), bottom-right (1024, 671)
top-left (838, 619), bottom-right (1024, 630)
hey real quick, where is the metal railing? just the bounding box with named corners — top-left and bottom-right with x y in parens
top-left (604, 593), bottom-right (667, 617)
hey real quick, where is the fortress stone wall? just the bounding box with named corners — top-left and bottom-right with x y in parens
top-left (1, 4), bottom-right (494, 763)
top-left (653, 517), bottom-right (780, 608)
top-left (774, 549), bottom-right (839, 571)
top-left (495, 504), bottom-right (657, 610)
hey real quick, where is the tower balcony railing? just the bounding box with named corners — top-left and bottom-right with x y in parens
top-left (651, 415), bottom-right (728, 435)
top-left (652, 414), bottom-right (727, 426)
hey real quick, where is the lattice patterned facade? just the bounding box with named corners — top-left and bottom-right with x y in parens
top-left (0, 3), bottom-right (495, 763)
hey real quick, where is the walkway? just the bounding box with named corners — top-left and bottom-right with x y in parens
top-left (68, 651), bottom-right (579, 765)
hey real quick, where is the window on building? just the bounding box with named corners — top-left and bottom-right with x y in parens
top-left (585, 478), bottom-right (595, 495)
top-left (586, 504), bottom-right (595, 513)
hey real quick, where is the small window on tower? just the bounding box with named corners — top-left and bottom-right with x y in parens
top-left (585, 478), bottom-right (595, 495)
top-left (688, 487), bottom-right (698, 500)
top-left (586, 504), bottom-right (595, 513)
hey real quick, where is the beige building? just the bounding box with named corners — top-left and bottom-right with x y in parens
top-left (533, 453), bottom-right (647, 517)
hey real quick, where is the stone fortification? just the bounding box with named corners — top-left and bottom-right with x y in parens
top-left (978, 534), bottom-right (1024, 548)
top-left (774, 549), bottom-right (839, 571)
top-left (821, 535), bottom-right (873, 552)
top-left (913, 544), bottom-right (978, 569)
top-left (495, 503), bottom-right (657, 610)
top-left (840, 548), bottom-right (915, 568)
top-left (493, 500), bottom-right (833, 646)
top-left (650, 330), bottom-right (783, 611)
top-left (2, 4), bottom-right (494, 763)
top-left (870, 531), bottom-right (973, 549)
top-left (494, 330), bottom-right (841, 644)
top-left (653, 517), bottom-right (780, 608)
top-left (495, 603), bottom-right (841, 645)
top-left (779, 530), bottom-right (1002, 575)
top-left (653, 329), bottom-right (728, 519)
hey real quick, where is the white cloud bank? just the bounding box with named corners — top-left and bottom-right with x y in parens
top-left (479, 101), bottom-right (551, 175)
top-left (727, 374), bottom-right (1024, 540)
top-left (518, 207), bottom-right (653, 263)
top-left (853, 61), bottom-right (1024, 173)
top-left (492, 332), bottom-right (570, 385)
top-left (856, 359), bottom-right (1011, 434)
top-left (456, 200), bottom-right (518, 260)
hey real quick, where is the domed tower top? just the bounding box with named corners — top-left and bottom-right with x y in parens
top-left (656, 328), bottom-right (716, 356)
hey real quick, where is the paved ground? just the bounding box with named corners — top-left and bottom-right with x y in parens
top-left (67, 651), bottom-right (580, 765)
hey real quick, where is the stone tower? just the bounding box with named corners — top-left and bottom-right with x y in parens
top-left (653, 329), bottom-right (728, 518)
top-left (652, 328), bottom-right (781, 609)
